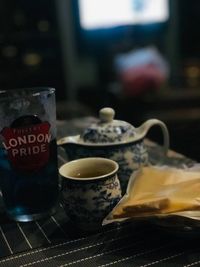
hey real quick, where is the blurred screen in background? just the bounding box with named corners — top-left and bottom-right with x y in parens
top-left (79, 0), bottom-right (169, 30)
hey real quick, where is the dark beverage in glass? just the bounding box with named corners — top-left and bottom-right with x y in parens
top-left (0, 88), bottom-right (59, 222)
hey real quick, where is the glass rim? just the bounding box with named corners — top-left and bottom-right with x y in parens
top-left (0, 87), bottom-right (55, 100)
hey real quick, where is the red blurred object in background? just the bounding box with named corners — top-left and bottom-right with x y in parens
top-left (115, 47), bottom-right (169, 97)
top-left (120, 63), bottom-right (166, 96)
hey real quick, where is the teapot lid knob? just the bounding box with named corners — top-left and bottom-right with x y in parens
top-left (99, 107), bottom-right (115, 122)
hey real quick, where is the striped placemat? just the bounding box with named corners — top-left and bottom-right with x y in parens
top-left (0, 143), bottom-right (197, 266)
top-left (1, 220), bottom-right (200, 267)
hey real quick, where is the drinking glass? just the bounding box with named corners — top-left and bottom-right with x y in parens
top-left (0, 87), bottom-right (59, 221)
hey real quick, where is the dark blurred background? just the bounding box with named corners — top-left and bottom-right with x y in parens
top-left (1, 0), bottom-right (200, 160)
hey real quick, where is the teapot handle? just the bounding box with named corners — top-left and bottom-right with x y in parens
top-left (138, 119), bottom-right (169, 156)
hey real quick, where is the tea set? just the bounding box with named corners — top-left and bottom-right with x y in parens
top-left (58, 107), bottom-right (169, 231)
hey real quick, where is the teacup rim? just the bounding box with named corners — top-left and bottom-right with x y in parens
top-left (59, 157), bottom-right (119, 181)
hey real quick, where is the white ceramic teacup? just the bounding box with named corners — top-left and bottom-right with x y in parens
top-left (59, 157), bottom-right (122, 231)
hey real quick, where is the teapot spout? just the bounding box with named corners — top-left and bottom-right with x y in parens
top-left (57, 135), bottom-right (80, 147)
top-left (136, 119), bottom-right (170, 156)
top-left (57, 135), bottom-right (82, 162)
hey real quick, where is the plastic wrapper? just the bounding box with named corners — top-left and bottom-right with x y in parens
top-left (103, 165), bottom-right (200, 225)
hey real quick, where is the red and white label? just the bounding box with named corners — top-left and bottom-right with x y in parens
top-left (1, 122), bottom-right (51, 172)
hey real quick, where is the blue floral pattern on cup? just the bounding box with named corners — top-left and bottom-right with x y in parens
top-left (62, 174), bottom-right (121, 231)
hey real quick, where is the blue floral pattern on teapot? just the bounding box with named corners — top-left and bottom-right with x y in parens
top-left (65, 140), bottom-right (148, 192)
top-left (58, 107), bottom-right (169, 194)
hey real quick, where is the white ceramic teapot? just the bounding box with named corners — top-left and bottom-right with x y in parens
top-left (57, 107), bottom-right (169, 192)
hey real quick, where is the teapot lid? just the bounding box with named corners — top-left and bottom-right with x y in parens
top-left (80, 107), bottom-right (136, 144)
